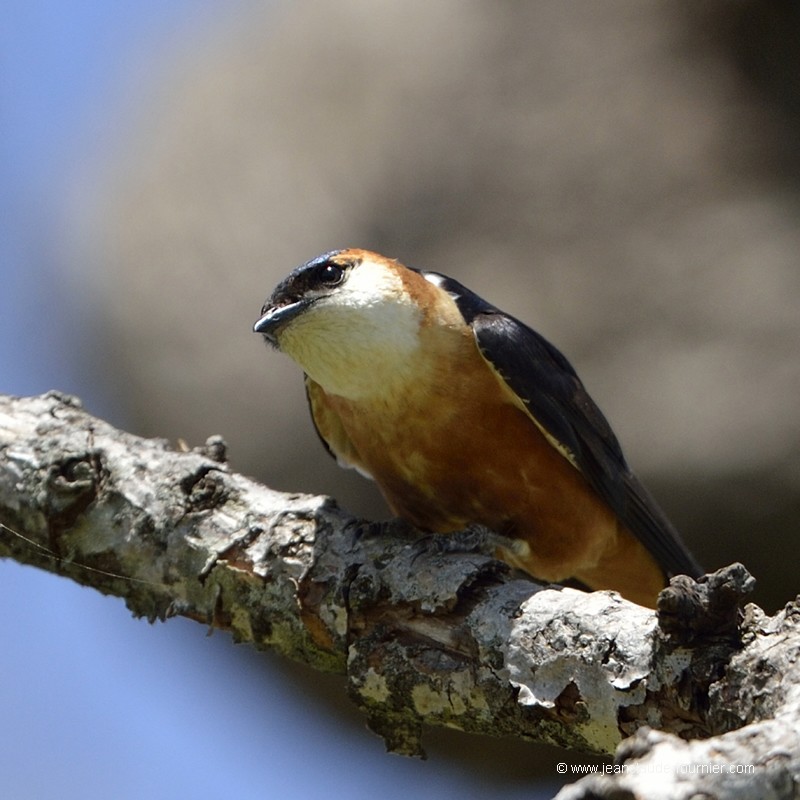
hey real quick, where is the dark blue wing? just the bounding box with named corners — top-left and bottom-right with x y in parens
top-left (423, 270), bottom-right (702, 579)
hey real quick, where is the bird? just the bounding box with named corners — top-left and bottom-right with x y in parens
top-left (253, 248), bottom-right (702, 607)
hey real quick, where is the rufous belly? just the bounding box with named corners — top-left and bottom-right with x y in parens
top-left (321, 377), bottom-right (665, 607)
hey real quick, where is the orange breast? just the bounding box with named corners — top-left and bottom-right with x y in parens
top-left (314, 329), bottom-right (665, 606)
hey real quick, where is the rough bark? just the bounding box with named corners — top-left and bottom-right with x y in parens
top-left (1, 392), bottom-right (798, 798)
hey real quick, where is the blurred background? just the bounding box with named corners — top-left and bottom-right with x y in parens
top-left (2, 1), bottom-right (799, 797)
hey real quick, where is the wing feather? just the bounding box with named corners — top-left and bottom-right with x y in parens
top-left (305, 377), bottom-right (374, 479)
top-left (423, 271), bottom-right (702, 579)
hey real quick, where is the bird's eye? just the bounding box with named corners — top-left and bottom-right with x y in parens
top-left (315, 263), bottom-right (345, 287)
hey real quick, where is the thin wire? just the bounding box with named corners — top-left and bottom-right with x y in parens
top-left (0, 521), bottom-right (167, 588)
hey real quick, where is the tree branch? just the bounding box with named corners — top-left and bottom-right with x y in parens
top-left (1, 392), bottom-right (798, 796)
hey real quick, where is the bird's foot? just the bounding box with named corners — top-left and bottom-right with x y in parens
top-left (410, 523), bottom-right (515, 562)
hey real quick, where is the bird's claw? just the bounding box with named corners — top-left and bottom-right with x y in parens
top-left (409, 523), bottom-right (504, 564)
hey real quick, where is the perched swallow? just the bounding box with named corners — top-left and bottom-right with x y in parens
top-left (254, 249), bottom-right (702, 606)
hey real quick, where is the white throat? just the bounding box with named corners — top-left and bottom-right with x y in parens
top-left (277, 262), bottom-right (424, 399)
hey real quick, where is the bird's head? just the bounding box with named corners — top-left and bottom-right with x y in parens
top-left (254, 249), bottom-right (436, 398)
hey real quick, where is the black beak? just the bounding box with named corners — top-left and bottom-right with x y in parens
top-left (253, 297), bottom-right (312, 345)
